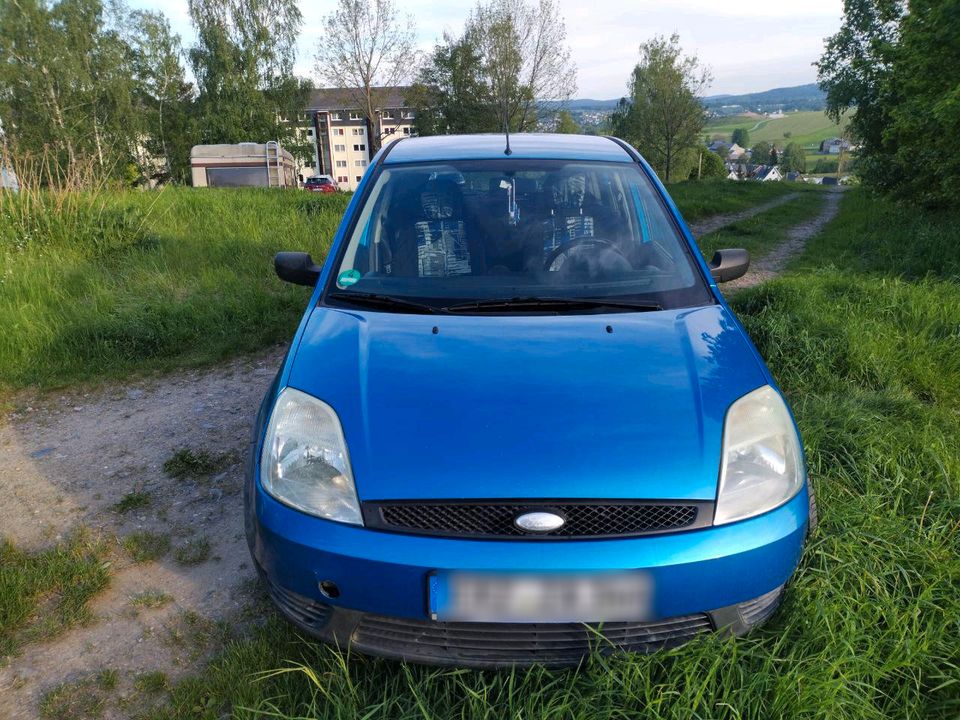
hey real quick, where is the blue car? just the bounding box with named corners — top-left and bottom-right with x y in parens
top-left (245, 134), bottom-right (814, 667)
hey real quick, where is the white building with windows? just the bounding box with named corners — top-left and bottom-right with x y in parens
top-left (298, 87), bottom-right (415, 191)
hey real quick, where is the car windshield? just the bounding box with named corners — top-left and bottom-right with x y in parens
top-left (326, 159), bottom-right (711, 312)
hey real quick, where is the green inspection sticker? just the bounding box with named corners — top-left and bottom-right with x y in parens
top-left (337, 269), bottom-right (361, 287)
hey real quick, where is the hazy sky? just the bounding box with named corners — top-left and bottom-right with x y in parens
top-left (130, 0), bottom-right (844, 98)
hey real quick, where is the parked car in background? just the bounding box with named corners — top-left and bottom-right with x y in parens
top-left (247, 133), bottom-right (815, 667)
top-left (304, 175), bottom-right (338, 193)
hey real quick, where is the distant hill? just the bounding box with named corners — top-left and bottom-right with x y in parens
top-left (703, 84), bottom-right (826, 114)
top-left (548, 83), bottom-right (827, 118)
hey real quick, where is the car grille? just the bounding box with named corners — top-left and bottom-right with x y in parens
top-left (738, 585), bottom-right (784, 626)
top-left (364, 500), bottom-right (712, 539)
top-left (264, 576), bottom-right (332, 632)
top-left (352, 613), bottom-right (712, 665)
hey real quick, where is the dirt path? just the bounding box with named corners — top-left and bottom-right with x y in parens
top-left (0, 346), bottom-right (286, 719)
top-left (723, 189), bottom-right (844, 291)
top-left (688, 192), bottom-right (799, 238)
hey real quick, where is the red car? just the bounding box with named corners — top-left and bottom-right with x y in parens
top-left (304, 175), bottom-right (338, 193)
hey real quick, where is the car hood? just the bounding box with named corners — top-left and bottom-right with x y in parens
top-left (286, 304), bottom-right (767, 501)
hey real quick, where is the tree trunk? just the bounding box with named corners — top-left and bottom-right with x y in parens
top-left (42, 64), bottom-right (75, 168)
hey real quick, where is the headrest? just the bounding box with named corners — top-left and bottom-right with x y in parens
top-left (550, 174), bottom-right (586, 209)
top-left (420, 179), bottom-right (460, 221)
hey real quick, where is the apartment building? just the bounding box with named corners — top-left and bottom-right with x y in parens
top-left (298, 87), bottom-right (415, 191)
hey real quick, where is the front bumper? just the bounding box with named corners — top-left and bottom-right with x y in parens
top-left (260, 564), bottom-right (785, 667)
top-left (248, 487), bottom-right (808, 664)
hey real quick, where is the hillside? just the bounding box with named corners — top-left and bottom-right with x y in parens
top-left (704, 110), bottom-right (849, 151)
top-left (703, 83), bottom-right (826, 113)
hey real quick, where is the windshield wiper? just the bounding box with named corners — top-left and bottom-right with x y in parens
top-left (327, 291), bottom-right (445, 315)
top-left (442, 296), bottom-right (663, 314)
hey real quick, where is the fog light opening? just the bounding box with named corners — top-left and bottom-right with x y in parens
top-left (319, 580), bottom-right (340, 599)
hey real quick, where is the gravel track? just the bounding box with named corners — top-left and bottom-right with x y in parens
top-left (687, 192), bottom-right (800, 238)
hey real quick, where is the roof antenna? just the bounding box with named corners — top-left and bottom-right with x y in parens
top-left (503, 104), bottom-right (512, 156)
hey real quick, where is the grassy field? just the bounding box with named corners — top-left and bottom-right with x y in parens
top-left (0, 181), bottom-right (785, 393)
top-left (705, 110), bottom-right (849, 151)
top-left (0, 188), bottom-right (347, 392)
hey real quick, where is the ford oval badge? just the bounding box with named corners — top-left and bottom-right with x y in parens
top-left (514, 511), bottom-right (565, 533)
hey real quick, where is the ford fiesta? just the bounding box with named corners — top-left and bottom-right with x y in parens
top-left (244, 133), bottom-right (814, 667)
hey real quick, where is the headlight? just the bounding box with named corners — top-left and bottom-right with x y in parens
top-left (714, 385), bottom-right (804, 525)
top-left (260, 387), bottom-right (362, 525)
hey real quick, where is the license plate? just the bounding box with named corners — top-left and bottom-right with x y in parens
top-left (429, 571), bottom-right (653, 623)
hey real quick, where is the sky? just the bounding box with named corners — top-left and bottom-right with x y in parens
top-left (128, 0), bottom-right (844, 99)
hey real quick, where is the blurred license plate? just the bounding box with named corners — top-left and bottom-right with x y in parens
top-left (429, 571), bottom-right (652, 623)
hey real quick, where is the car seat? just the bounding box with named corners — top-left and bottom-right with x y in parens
top-left (389, 178), bottom-right (475, 278)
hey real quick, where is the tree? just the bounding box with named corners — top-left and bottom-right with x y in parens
top-left (468, 0), bottom-right (577, 132)
top-left (188, 0), bottom-right (310, 161)
top-left (314, 0), bottom-right (417, 153)
top-left (731, 127), bottom-right (749, 147)
top-left (781, 142), bottom-right (806, 172)
top-left (883, 0), bottom-right (960, 205)
top-left (410, 0), bottom-right (576, 135)
top-left (125, 10), bottom-right (193, 183)
top-left (768, 146), bottom-right (779, 165)
top-left (554, 110), bottom-right (579, 133)
top-left (0, 0), bottom-right (140, 183)
top-left (818, 0), bottom-right (960, 206)
top-left (611, 34), bottom-right (711, 183)
top-left (816, 0), bottom-right (903, 192)
top-left (410, 30), bottom-right (498, 136)
top-left (690, 149), bottom-right (725, 179)
top-left (750, 141), bottom-right (770, 165)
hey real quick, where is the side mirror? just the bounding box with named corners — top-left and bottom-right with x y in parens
top-left (708, 248), bottom-right (750, 283)
top-left (275, 251), bottom-right (321, 286)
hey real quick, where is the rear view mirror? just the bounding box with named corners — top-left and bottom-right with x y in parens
top-left (275, 252), bottom-right (321, 286)
top-left (708, 248), bottom-right (750, 283)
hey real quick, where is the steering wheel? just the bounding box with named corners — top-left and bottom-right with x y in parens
top-left (543, 237), bottom-right (632, 273)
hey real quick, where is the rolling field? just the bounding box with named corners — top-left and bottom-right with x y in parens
top-left (705, 110), bottom-right (849, 151)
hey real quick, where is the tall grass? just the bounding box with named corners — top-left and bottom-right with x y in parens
top-left (135, 188), bottom-right (960, 718)
top-left (0, 187), bottom-right (348, 391)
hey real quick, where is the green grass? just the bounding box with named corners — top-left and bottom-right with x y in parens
top-left (162, 448), bottom-right (231, 481)
top-left (174, 537), bottom-right (211, 566)
top-left (121, 531), bottom-right (171, 563)
top-left (667, 178), bottom-right (797, 222)
top-left (695, 189), bottom-right (827, 260)
top-left (705, 110), bottom-right (850, 151)
top-left (0, 532), bottom-right (110, 658)
top-left (39, 670), bottom-right (119, 720)
top-left (111, 489), bottom-right (152, 514)
top-left (130, 589), bottom-right (173, 609)
top-left (133, 188), bottom-right (960, 719)
top-left (134, 670), bottom-right (170, 694)
top-left (0, 187), bottom-right (348, 392)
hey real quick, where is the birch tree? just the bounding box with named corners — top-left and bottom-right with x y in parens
top-left (313, 0), bottom-right (417, 153)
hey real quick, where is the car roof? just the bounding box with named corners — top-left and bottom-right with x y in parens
top-left (383, 133), bottom-right (634, 164)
